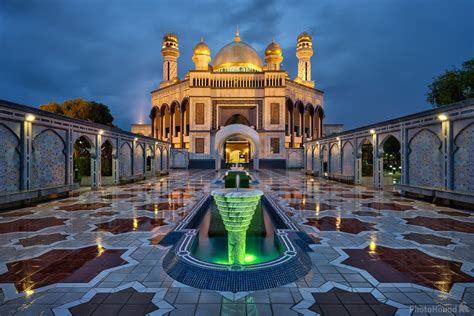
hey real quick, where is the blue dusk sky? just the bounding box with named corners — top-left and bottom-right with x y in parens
top-left (1, 0), bottom-right (473, 130)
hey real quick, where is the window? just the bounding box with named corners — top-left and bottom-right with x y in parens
top-left (195, 138), bottom-right (205, 153)
top-left (270, 103), bottom-right (280, 125)
top-left (270, 138), bottom-right (280, 154)
top-left (195, 103), bottom-right (205, 125)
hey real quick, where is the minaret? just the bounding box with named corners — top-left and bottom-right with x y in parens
top-left (161, 33), bottom-right (180, 86)
top-left (192, 38), bottom-right (211, 71)
top-left (265, 39), bottom-right (283, 71)
top-left (295, 32), bottom-right (314, 88)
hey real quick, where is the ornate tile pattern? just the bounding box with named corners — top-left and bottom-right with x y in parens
top-left (402, 233), bottom-right (455, 246)
top-left (0, 124), bottom-right (20, 193)
top-left (31, 129), bottom-right (66, 189)
top-left (94, 217), bottom-right (167, 234)
top-left (304, 217), bottom-right (377, 234)
top-left (69, 288), bottom-right (158, 315)
top-left (0, 246), bottom-right (127, 292)
top-left (362, 202), bottom-right (415, 211)
top-left (405, 216), bottom-right (474, 233)
top-left (309, 288), bottom-right (397, 316)
top-left (17, 233), bottom-right (68, 247)
top-left (0, 170), bottom-right (472, 315)
top-left (0, 217), bottom-right (65, 233)
top-left (59, 202), bottom-right (111, 211)
top-left (341, 245), bottom-right (474, 292)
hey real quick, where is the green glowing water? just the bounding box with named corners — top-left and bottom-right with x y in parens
top-left (191, 194), bottom-right (281, 266)
top-left (212, 190), bottom-right (262, 265)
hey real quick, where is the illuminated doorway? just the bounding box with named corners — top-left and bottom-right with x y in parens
top-left (224, 138), bottom-right (250, 164)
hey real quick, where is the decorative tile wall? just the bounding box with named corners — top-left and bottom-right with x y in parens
top-left (330, 143), bottom-right (340, 174)
top-left (120, 143), bottom-right (132, 177)
top-left (408, 129), bottom-right (443, 188)
top-left (454, 123), bottom-right (474, 193)
top-left (342, 142), bottom-right (354, 176)
top-left (31, 130), bottom-right (66, 189)
top-left (0, 124), bottom-right (20, 193)
top-left (134, 143), bottom-right (144, 175)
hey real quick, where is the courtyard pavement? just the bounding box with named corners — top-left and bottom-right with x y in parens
top-left (0, 170), bottom-right (473, 316)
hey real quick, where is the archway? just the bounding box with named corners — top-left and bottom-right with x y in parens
top-left (381, 135), bottom-right (401, 185)
top-left (101, 140), bottom-right (113, 182)
top-left (322, 145), bottom-right (328, 175)
top-left (146, 146), bottom-right (153, 172)
top-left (225, 114), bottom-right (250, 126)
top-left (74, 136), bottom-right (92, 186)
top-left (215, 124), bottom-right (259, 170)
top-left (361, 141), bottom-right (373, 177)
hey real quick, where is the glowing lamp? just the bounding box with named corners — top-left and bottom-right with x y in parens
top-left (370, 129), bottom-right (376, 134)
top-left (134, 137), bottom-right (138, 141)
top-left (98, 129), bottom-right (104, 135)
top-left (336, 137), bottom-right (340, 141)
top-left (438, 114), bottom-right (448, 121)
top-left (25, 114), bottom-right (35, 122)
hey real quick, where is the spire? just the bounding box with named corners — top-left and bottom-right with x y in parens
top-left (235, 25), bottom-right (240, 42)
top-left (200, 37), bottom-right (204, 42)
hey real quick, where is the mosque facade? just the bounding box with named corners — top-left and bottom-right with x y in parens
top-left (148, 30), bottom-right (324, 169)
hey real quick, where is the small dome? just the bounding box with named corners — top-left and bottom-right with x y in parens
top-left (297, 31), bottom-right (312, 42)
top-left (194, 40), bottom-right (211, 56)
top-left (265, 40), bottom-right (282, 56)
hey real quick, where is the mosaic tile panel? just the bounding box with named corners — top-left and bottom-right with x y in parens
top-left (342, 245), bottom-right (474, 292)
top-left (0, 246), bottom-right (127, 292)
top-left (304, 217), bottom-right (377, 234)
top-left (31, 129), bottom-right (66, 189)
top-left (134, 143), bottom-right (145, 175)
top-left (0, 124), bottom-right (20, 193)
top-left (408, 129), bottom-right (443, 188)
top-left (309, 288), bottom-right (397, 316)
top-left (120, 143), bottom-right (132, 177)
top-left (454, 123), bottom-right (474, 193)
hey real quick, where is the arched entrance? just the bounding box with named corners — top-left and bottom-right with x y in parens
top-left (381, 135), bottom-right (401, 185)
top-left (215, 124), bottom-right (259, 170)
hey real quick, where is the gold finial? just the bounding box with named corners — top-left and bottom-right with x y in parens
top-left (235, 25), bottom-right (240, 42)
top-left (200, 37), bottom-right (204, 42)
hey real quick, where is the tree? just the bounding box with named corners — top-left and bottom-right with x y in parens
top-left (40, 98), bottom-right (114, 126)
top-left (427, 58), bottom-right (474, 107)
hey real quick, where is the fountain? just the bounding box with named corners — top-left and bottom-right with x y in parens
top-left (211, 174), bottom-right (263, 265)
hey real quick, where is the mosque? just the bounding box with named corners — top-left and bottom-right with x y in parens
top-left (146, 30), bottom-right (324, 169)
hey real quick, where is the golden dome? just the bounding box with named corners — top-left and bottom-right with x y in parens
top-left (213, 31), bottom-right (262, 72)
top-left (265, 40), bottom-right (282, 56)
top-left (193, 39), bottom-right (210, 56)
top-left (297, 31), bottom-right (312, 41)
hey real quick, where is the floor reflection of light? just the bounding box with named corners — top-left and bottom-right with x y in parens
top-left (25, 288), bottom-right (34, 297)
top-left (315, 204), bottom-right (320, 217)
top-left (336, 215), bottom-right (341, 231)
top-left (96, 237), bottom-right (105, 256)
top-left (133, 218), bottom-right (138, 230)
top-left (369, 233), bottom-right (377, 254)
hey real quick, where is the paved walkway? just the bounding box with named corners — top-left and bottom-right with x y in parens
top-left (0, 170), bottom-right (473, 315)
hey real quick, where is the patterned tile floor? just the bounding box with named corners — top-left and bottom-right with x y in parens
top-left (0, 170), bottom-right (473, 315)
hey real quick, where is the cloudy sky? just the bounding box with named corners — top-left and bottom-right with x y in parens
top-left (1, 0), bottom-right (473, 130)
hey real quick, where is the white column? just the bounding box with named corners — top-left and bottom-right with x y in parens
top-left (91, 134), bottom-right (102, 189)
top-left (113, 140), bottom-right (120, 185)
top-left (400, 126), bottom-right (408, 185)
top-left (442, 119), bottom-right (454, 190)
top-left (66, 128), bottom-right (74, 186)
top-left (20, 120), bottom-right (33, 190)
top-left (373, 133), bottom-right (382, 188)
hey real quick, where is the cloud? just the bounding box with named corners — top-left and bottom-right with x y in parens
top-left (0, 0), bottom-right (473, 130)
